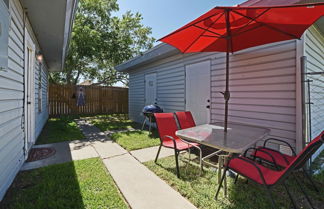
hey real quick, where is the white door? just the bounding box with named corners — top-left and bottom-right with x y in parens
top-left (186, 60), bottom-right (211, 125)
top-left (24, 28), bottom-right (36, 153)
top-left (145, 73), bottom-right (157, 105)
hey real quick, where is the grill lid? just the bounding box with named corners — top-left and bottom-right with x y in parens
top-left (142, 105), bottom-right (163, 114)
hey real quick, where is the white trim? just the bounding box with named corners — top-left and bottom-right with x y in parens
top-left (295, 35), bottom-right (305, 153)
top-left (62, 0), bottom-right (78, 68)
top-left (24, 27), bottom-right (36, 156)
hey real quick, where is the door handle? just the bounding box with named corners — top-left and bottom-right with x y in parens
top-left (206, 105), bottom-right (210, 109)
top-left (27, 102), bottom-right (31, 105)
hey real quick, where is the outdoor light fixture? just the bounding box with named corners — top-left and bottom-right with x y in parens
top-left (36, 52), bottom-right (43, 63)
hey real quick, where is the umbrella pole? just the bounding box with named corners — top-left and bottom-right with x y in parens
top-left (224, 9), bottom-right (231, 132)
top-left (224, 50), bottom-right (230, 132)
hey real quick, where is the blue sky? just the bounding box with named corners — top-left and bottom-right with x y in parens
top-left (116, 0), bottom-right (246, 41)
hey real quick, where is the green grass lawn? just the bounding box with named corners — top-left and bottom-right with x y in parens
top-left (145, 155), bottom-right (324, 209)
top-left (90, 114), bottom-right (141, 131)
top-left (36, 116), bottom-right (84, 145)
top-left (110, 130), bottom-right (160, 151)
top-left (0, 158), bottom-right (128, 209)
top-left (89, 114), bottom-right (161, 151)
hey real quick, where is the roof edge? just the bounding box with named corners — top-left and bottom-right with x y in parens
top-left (115, 43), bottom-right (180, 72)
top-left (59, 0), bottom-right (78, 72)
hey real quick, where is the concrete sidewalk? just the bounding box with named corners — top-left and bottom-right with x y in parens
top-left (78, 120), bottom-right (197, 209)
top-left (21, 140), bottom-right (99, 171)
top-left (130, 145), bottom-right (174, 163)
top-left (23, 120), bottom-right (197, 209)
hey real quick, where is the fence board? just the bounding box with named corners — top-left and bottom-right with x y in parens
top-left (49, 84), bottom-right (128, 116)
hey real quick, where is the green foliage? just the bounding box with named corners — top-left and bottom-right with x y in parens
top-left (1, 158), bottom-right (129, 209)
top-left (50, 0), bottom-right (155, 86)
top-left (36, 116), bottom-right (84, 144)
top-left (111, 131), bottom-right (160, 151)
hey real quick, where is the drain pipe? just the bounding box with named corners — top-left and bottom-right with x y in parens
top-left (300, 56), bottom-right (307, 150)
top-left (22, 7), bottom-right (28, 160)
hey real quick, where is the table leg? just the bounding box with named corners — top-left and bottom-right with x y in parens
top-left (218, 156), bottom-right (222, 184)
top-left (224, 156), bottom-right (228, 197)
top-left (218, 154), bottom-right (229, 197)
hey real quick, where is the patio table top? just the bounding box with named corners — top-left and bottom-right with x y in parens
top-left (176, 122), bottom-right (270, 153)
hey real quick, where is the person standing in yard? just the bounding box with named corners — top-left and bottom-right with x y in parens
top-left (77, 87), bottom-right (86, 106)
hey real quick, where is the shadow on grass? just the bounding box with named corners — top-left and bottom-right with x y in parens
top-left (0, 160), bottom-right (85, 209)
top-left (86, 114), bottom-right (139, 131)
top-left (0, 158), bottom-right (129, 209)
top-left (36, 116), bottom-right (85, 145)
top-left (147, 155), bottom-right (324, 209)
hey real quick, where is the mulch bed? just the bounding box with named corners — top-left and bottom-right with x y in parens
top-left (26, 148), bottom-right (56, 162)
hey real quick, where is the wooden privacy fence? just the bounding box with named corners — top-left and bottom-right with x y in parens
top-left (49, 84), bottom-right (128, 116)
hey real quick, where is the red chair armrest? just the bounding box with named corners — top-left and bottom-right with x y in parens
top-left (162, 135), bottom-right (177, 149)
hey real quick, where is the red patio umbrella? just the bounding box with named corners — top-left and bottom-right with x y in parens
top-left (160, 3), bottom-right (324, 131)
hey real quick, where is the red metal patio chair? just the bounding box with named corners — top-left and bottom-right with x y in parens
top-left (154, 113), bottom-right (202, 178)
top-left (175, 111), bottom-right (203, 173)
top-left (215, 131), bottom-right (324, 209)
top-left (174, 111), bottom-right (196, 129)
top-left (251, 131), bottom-right (324, 192)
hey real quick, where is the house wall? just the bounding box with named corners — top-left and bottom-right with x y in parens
top-left (128, 52), bottom-right (215, 123)
top-left (0, 0), bottom-right (26, 200)
top-left (0, 0), bottom-right (49, 200)
top-left (35, 59), bottom-right (49, 138)
top-left (211, 40), bottom-right (298, 149)
top-left (304, 26), bottom-right (324, 158)
top-left (128, 40), bottom-right (298, 150)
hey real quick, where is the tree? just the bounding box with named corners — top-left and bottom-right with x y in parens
top-left (50, 0), bottom-right (155, 86)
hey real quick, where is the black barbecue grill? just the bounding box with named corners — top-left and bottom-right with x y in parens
top-left (142, 105), bottom-right (163, 132)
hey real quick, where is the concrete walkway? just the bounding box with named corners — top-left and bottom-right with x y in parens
top-left (130, 145), bottom-right (174, 163)
top-left (21, 140), bottom-right (99, 171)
top-left (22, 120), bottom-right (197, 209)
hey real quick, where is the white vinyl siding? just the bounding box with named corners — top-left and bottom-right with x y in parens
top-left (35, 60), bottom-right (49, 138)
top-left (0, 0), bottom-right (49, 200)
top-left (0, 0), bottom-right (25, 200)
top-left (128, 40), bottom-right (298, 150)
top-left (211, 40), bottom-right (297, 148)
top-left (128, 52), bottom-right (215, 123)
top-left (304, 26), bottom-right (324, 158)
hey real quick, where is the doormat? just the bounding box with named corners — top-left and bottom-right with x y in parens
top-left (26, 147), bottom-right (56, 162)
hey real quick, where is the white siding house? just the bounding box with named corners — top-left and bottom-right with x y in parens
top-left (0, 0), bottom-right (77, 200)
top-left (116, 24), bottom-right (323, 158)
top-left (304, 26), bottom-right (324, 157)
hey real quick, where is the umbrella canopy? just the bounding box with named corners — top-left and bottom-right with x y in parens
top-left (160, 3), bottom-right (324, 131)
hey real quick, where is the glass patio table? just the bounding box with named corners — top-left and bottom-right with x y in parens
top-left (176, 122), bottom-right (270, 195)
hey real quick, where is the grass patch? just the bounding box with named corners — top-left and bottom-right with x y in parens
top-left (111, 130), bottom-right (160, 151)
top-left (90, 114), bottom-right (160, 151)
top-left (90, 114), bottom-right (140, 131)
top-left (36, 116), bottom-right (84, 145)
top-left (311, 150), bottom-right (324, 183)
top-left (145, 155), bottom-right (324, 209)
top-left (0, 158), bottom-right (128, 209)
